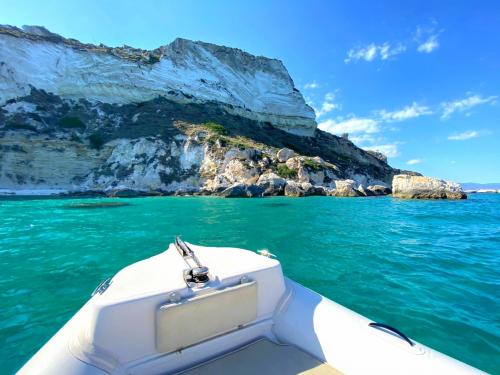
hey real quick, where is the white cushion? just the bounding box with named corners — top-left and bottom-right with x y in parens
top-left (156, 281), bottom-right (257, 353)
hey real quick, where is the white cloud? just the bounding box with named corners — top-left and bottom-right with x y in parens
top-left (415, 25), bottom-right (440, 54)
top-left (345, 24), bottom-right (442, 64)
top-left (304, 81), bottom-right (319, 90)
top-left (318, 116), bottom-right (380, 134)
top-left (447, 130), bottom-right (479, 141)
top-left (378, 102), bottom-right (433, 122)
top-left (319, 114), bottom-right (401, 159)
top-left (406, 159), bottom-right (422, 165)
top-left (345, 44), bottom-right (377, 63)
top-left (441, 94), bottom-right (497, 119)
top-left (363, 144), bottom-right (400, 158)
top-left (344, 42), bottom-right (406, 63)
top-left (379, 43), bottom-right (406, 60)
top-left (314, 92), bottom-right (341, 118)
top-left (417, 35), bottom-right (439, 53)
top-left (349, 133), bottom-right (376, 146)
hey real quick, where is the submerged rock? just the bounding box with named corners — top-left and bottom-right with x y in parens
top-left (392, 175), bottom-right (467, 200)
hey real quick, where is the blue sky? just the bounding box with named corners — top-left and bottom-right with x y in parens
top-left (1, 0), bottom-right (499, 182)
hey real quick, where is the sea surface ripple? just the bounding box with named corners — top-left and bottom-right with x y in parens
top-left (0, 194), bottom-right (499, 373)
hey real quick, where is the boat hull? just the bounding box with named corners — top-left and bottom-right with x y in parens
top-left (19, 244), bottom-right (483, 374)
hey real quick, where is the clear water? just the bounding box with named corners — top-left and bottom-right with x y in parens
top-left (0, 195), bottom-right (499, 374)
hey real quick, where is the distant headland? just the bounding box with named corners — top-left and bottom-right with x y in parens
top-left (0, 25), bottom-right (466, 200)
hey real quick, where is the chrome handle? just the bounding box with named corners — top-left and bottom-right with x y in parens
top-left (91, 277), bottom-right (112, 296)
top-left (369, 322), bottom-right (414, 346)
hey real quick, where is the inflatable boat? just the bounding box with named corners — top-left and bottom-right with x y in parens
top-left (19, 238), bottom-right (482, 374)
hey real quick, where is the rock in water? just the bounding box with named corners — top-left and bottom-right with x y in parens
top-left (257, 173), bottom-right (286, 196)
top-left (283, 181), bottom-right (325, 197)
top-left (245, 184), bottom-right (265, 198)
top-left (329, 180), bottom-right (361, 197)
top-left (367, 185), bottom-right (392, 196)
top-left (218, 183), bottom-right (264, 198)
top-left (357, 185), bottom-right (375, 196)
top-left (392, 175), bottom-right (467, 200)
top-left (284, 181), bottom-right (305, 197)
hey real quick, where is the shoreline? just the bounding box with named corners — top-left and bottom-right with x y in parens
top-left (1, 191), bottom-right (492, 200)
top-left (0, 190), bottom-right (384, 199)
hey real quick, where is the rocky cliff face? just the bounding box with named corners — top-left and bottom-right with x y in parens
top-left (0, 25), bottom-right (406, 197)
top-left (0, 25), bottom-right (315, 136)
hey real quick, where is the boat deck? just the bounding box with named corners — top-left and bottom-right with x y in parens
top-left (178, 338), bottom-right (343, 375)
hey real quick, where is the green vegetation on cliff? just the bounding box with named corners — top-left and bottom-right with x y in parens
top-left (276, 164), bottom-right (296, 178)
top-left (203, 122), bottom-right (227, 135)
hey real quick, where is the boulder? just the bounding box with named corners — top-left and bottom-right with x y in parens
top-left (257, 172), bottom-right (286, 196)
top-left (300, 182), bottom-right (314, 196)
top-left (218, 183), bottom-right (247, 198)
top-left (329, 179), bottom-right (361, 197)
top-left (357, 185), bottom-right (375, 197)
top-left (367, 184), bottom-right (392, 196)
top-left (225, 147), bottom-right (259, 161)
top-left (222, 159), bottom-right (259, 184)
top-left (297, 167), bottom-right (310, 183)
top-left (284, 181), bottom-right (305, 197)
top-left (285, 156), bottom-right (326, 185)
top-left (246, 184), bottom-right (265, 197)
top-left (312, 156), bottom-right (325, 166)
top-left (392, 174), bottom-right (466, 199)
top-left (284, 181), bottom-right (326, 197)
top-left (218, 183), bottom-right (264, 198)
top-left (258, 156), bottom-right (271, 169)
top-left (276, 148), bottom-right (295, 162)
top-left (203, 174), bottom-right (230, 193)
top-left (307, 185), bottom-right (327, 196)
top-left (285, 156), bottom-right (302, 170)
top-left (309, 170), bottom-right (325, 185)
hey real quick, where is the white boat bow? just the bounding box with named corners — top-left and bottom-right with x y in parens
top-left (19, 238), bottom-right (483, 374)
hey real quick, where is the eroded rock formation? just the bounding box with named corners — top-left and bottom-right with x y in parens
top-left (392, 175), bottom-right (466, 200)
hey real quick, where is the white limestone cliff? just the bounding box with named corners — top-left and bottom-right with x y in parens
top-left (0, 25), bottom-right (316, 136)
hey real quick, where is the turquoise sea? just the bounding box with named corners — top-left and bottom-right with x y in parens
top-left (0, 194), bottom-right (499, 374)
